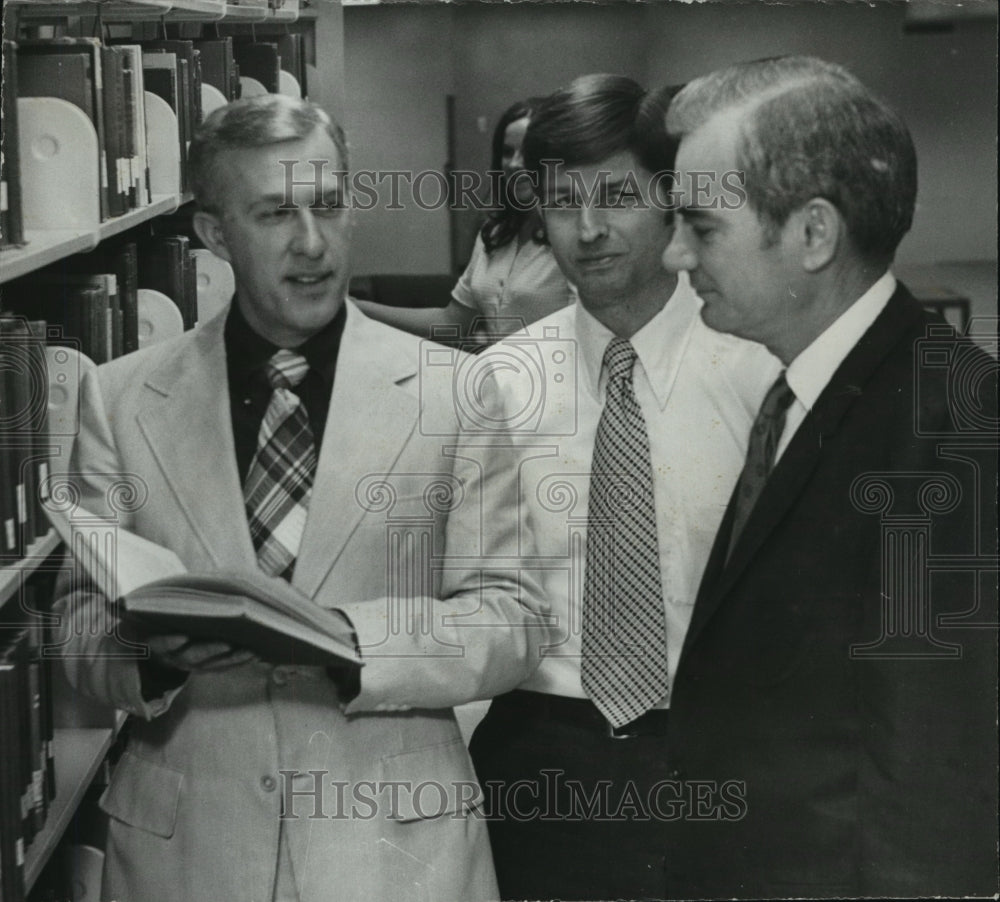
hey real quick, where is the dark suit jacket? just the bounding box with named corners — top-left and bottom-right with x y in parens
top-left (665, 285), bottom-right (998, 898)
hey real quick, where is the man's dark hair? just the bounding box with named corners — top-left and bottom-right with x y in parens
top-left (523, 73), bottom-right (681, 196)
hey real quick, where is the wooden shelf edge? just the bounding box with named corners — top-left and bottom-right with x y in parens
top-left (223, 1), bottom-right (269, 20)
top-left (0, 530), bottom-right (61, 609)
top-left (23, 726), bottom-right (115, 891)
top-left (0, 231), bottom-right (97, 284)
top-left (98, 194), bottom-right (182, 242)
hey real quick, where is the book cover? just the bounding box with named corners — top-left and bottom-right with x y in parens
top-left (0, 317), bottom-right (35, 553)
top-left (138, 235), bottom-right (192, 330)
top-left (118, 45), bottom-right (150, 207)
top-left (21, 320), bottom-right (51, 541)
top-left (99, 45), bottom-right (128, 218)
top-left (142, 52), bottom-right (184, 191)
top-left (1, 40), bottom-right (26, 248)
top-left (193, 38), bottom-right (233, 103)
top-left (0, 391), bottom-right (19, 560)
top-left (277, 33), bottom-right (306, 98)
top-left (0, 658), bottom-right (27, 902)
top-left (18, 39), bottom-right (110, 221)
top-left (232, 41), bottom-right (281, 95)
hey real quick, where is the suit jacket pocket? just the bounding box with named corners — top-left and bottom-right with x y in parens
top-left (99, 752), bottom-right (184, 838)
top-left (378, 737), bottom-right (481, 822)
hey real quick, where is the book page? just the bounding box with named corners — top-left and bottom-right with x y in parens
top-left (46, 505), bottom-right (187, 597)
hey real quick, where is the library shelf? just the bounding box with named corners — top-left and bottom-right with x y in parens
top-left (0, 530), bottom-right (60, 608)
top-left (23, 726), bottom-right (118, 891)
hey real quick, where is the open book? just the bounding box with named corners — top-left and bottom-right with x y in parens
top-left (47, 506), bottom-right (362, 669)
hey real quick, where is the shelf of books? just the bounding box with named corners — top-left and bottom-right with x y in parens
top-left (0, 532), bottom-right (60, 608)
top-left (22, 726), bottom-right (116, 890)
top-left (4, 0), bottom-right (297, 21)
top-left (1, 5), bottom-right (313, 893)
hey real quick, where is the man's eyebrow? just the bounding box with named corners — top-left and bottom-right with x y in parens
top-left (252, 193), bottom-right (293, 207)
top-left (678, 206), bottom-right (716, 219)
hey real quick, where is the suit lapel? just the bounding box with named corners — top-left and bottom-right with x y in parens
top-left (684, 286), bottom-right (926, 652)
top-left (293, 304), bottom-right (420, 599)
top-left (135, 309), bottom-right (257, 570)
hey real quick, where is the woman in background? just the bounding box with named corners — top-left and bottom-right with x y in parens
top-left (356, 98), bottom-right (574, 343)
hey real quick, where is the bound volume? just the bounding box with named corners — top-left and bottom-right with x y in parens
top-left (46, 507), bottom-right (362, 670)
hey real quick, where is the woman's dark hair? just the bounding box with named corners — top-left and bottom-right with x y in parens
top-left (481, 97), bottom-right (545, 253)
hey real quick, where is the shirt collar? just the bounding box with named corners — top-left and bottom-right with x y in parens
top-left (785, 270), bottom-right (896, 412)
top-left (575, 271), bottom-right (701, 410)
top-left (224, 298), bottom-right (346, 388)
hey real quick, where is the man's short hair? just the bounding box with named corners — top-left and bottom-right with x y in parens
top-left (188, 94), bottom-right (349, 214)
top-left (666, 55), bottom-right (917, 265)
top-left (523, 73), bottom-right (681, 191)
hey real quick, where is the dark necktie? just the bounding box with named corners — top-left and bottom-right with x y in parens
top-left (727, 371), bottom-right (796, 559)
top-left (581, 337), bottom-right (669, 728)
top-left (244, 350), bottom-right (317, 581)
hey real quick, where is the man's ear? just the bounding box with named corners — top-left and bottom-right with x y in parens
top-left (192, 210), bottom-right (232, 264)
top-left (793, 198), bottom-right (841, 273)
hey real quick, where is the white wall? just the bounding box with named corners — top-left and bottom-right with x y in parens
top-left (340, 1), bottom-right (997, 285)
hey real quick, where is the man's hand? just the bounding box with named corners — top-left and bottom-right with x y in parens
top-left (147, 634), bottom-right (257, 672)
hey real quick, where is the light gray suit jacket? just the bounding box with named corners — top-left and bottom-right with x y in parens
top-left (54, 302), bottom-right (548, 902)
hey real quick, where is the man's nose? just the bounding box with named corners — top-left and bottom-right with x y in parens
top-left (662, 223), bottom-right (696, 272)
top-left (290, 208), bottom-right (327, 257)
top-left (578, 205), bottom-right (609, 243)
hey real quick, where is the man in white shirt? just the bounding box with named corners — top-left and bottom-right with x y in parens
top-left (660, 56), bottom-right (998, 898)
top-left (466, 73), bottom-right (780, 901)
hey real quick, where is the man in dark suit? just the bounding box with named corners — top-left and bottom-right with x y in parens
top-left (661, 56), bottom-right (998, 898)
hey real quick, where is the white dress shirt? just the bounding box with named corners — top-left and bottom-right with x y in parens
top-left (483, 272), bottom-right (781, 704)
top-left (778, 271), bottom-right (896, 462)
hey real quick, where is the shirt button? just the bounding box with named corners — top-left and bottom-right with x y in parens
top-left (261, 775), bottom-right (277, 792)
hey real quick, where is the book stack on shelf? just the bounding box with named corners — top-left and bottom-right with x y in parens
top-left (0, 317), bottom-right (51, 566)
top-left (229, 31), bottom-right (307, 99)
top-left (0, 572), bottom-right (60, 902)
top-left (16, 38), bottom-right (154, 224)
top-left (1, 41), bottom-right (26, 251)
top-left (3, 235), bottom-right (200, 359)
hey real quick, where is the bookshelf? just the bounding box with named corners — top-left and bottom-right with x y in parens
top-left (0, 532), bottom-right (60, 608)
top-left (0, 3), bottom-right (309, 898)
top-left (22, 727), bottom-right (117, 889)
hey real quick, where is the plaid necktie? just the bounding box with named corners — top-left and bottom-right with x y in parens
top-left (244, 349), bottom-right (317, 581)
top-left (581, 338), bottom-right (669, 728)
top-left (727, 371), bottom-right (796, 559)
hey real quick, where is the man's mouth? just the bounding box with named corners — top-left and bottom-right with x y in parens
top-left (577, 254), bottom-right (620, 268)
top-left (287, 272), bottom-right (333, 286)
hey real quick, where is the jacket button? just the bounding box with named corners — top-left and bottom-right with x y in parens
top-left (668, 767), bottom-right (684, 780)
top-left (261, 775), bottom-right (277, 792)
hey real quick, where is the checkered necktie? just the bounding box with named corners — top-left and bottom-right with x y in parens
top-left (581, 338), bottom-right (669, 728)
top-left (244, 350), bottom-right (317, 581)
top-left (727, 371), bottom-right (795, 559)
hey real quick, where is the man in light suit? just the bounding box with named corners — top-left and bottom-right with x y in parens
top-left (660, 56), bottom-right (998, 897)
top-left (53, 95), bottom-right (547, 902)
